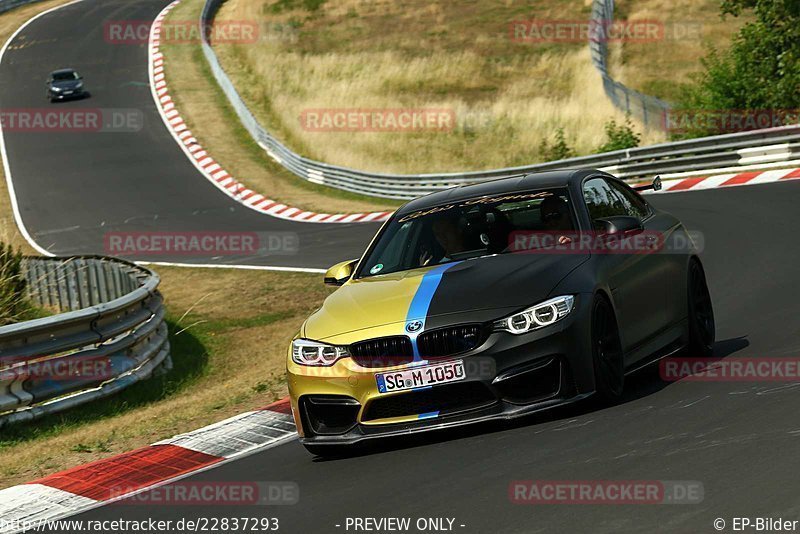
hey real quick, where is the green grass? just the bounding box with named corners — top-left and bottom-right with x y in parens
top-left (203, 311), bottom-right (292, 332)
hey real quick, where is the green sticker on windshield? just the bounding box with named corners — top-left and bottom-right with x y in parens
top-left (370, 264), bottom-right (384, 274)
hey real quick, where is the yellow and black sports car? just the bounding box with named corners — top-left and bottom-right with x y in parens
top-left (287, 169), bottom-right (714, 456)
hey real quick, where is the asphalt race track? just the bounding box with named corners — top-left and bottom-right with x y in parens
top-left (0, 0), bottom-right (379, 269)
top-left (4, 1), bottom-right (800, 533)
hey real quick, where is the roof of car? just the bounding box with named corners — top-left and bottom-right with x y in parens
top-left (50, 68), bottom-right (77, 75)
top-left (395, 168), bottom-right (609, 216)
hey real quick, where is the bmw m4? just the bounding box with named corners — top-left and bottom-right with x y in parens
top-left (287, 169), bottom-right (715, 456)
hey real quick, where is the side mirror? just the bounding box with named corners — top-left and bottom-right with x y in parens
top-left (324, 259), bottom-right (358, 286)
top-left (653, 176), bottom-right (662, 191)
top-left (594, 216), bottom-right (644, 236)
top-left (633, 176), bottom-right (662, 192)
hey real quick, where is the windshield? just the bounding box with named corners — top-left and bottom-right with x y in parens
top-left (51, 71), bottom-right (78, 81)
top-left (357, 188), bottom-right (576, 278)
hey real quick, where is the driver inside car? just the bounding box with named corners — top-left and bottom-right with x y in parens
top-left (419, 217), bottom-right (467, 266)
top-left (539, 195), bottom-right (574, 245)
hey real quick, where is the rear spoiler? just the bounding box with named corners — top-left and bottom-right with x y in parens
top-left (633, 176), bottom-right (662, 192)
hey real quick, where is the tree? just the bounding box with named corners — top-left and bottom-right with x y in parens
top-left (679, 0), bottom-right (800, 127)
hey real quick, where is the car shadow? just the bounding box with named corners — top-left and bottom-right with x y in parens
top-left (49, 92), bottom-right (91, 103)
top-left (616, 336), bottom-right (749, 404)
top-left (312, 336), bottom-right (750, 462)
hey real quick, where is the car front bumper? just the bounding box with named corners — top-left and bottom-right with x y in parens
top-left (287, 293), bottom-right (597, 446)
top-left (49, 89), bottom-right (85, 100)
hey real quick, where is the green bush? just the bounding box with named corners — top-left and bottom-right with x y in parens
top-left (0, 243), bottom-right (27, 326)
top-left (539, 128), bottom-right (575, 161)
top-left (596, 116), bottom-right (641, 153)
top-left (676, 0), bottom-right (800, 138)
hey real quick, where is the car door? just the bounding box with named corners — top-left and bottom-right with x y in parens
top-left (607, 179), bottom-right (688, 343)
top-left (582, 176), bottom-right (664, 360)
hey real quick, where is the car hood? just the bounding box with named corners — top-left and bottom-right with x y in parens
top-left (304, 252), bottom-right (589, 343)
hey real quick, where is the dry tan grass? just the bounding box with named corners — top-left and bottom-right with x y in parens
top-left (161, 0), bottom-right (396, 213)
top-left (609, 0), bottom-right (750, 102)
top-left (213, 0), bottom-right (667, 174)
top-left (0, 266), bottom-right (332, 488)
top-left (207, 0), bottom-right (748, 174)
top-left (223, 46), bottom-right (667, 172)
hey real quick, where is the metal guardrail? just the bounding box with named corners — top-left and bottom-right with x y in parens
top-left (0, 0), bottom-right (43, 15)
top-left (589, 0), bottom-right (671, 129)
top-left (0, 256), bottom-right (171, 427)
top-left (199, 0), bottom-right (800, 200)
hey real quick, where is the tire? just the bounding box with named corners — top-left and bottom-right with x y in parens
top-left (687, 259), bottom-right (715, 357)
top-left (591, 294), bottom-right (625, 402)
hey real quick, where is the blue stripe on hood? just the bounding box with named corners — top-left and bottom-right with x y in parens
top-left (406, 262), bottom-right (460, 360)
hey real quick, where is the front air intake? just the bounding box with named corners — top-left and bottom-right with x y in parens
top-left (417, 324), bottom-right (485, 358)
top-left (350, 336), bottom-right (414, 367)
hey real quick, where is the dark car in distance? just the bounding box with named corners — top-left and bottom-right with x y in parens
top-left (46, 69), bottom-right (87, 102)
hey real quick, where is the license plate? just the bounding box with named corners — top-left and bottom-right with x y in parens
top-left (64, 91), bottom-right (73, 95)
top-left (376, 360), bottom-right (465, 393)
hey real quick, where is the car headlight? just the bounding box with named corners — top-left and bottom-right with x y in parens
top-left (75, 82), bottom-right (83, 89)
top-left (494, 295), bottom-right (575, 334)
top-left (291, 338), bottom-right (350, 366)
top-left (51, 86), bottom-right (62, 92)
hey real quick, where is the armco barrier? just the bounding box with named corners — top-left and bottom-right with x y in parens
top-left (0, 256), bottom-right (171, 427)
top-left (589, 0), bottom-right (671, 128)
top-left (198, 0), bottom-right (800, 200)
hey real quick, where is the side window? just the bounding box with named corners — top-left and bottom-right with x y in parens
top-left (608, 180), bottom-right (650, 219)
top-left (582, 178), bottom-right (627, 226)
